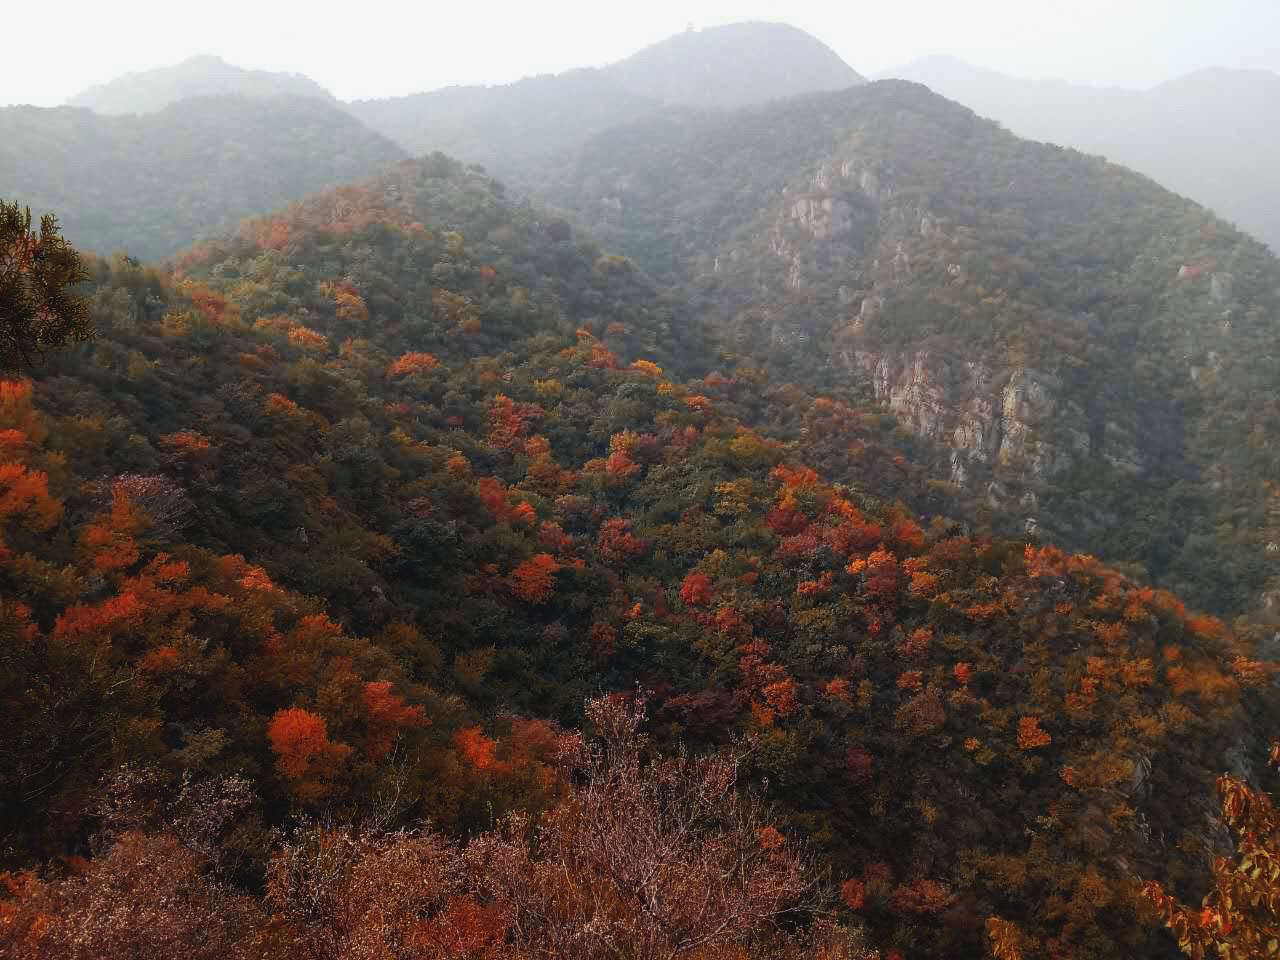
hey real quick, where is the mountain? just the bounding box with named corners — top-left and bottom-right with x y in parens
top-left (347, 69), bottom-right (659, 189)
top-left (2, 154), bottom-right (1271, 960)
top-left (66, 54), bottom-right (335, 115)
top-left (883, 56), bottom-right (1280, 252)
top-left (543, 80), bottom-right (1280, 618)
top-left (0, 95), bottom-right (406, 261)
top-left (607, 21), bottom-right (863, 108)
top-left (348, 21), bottom-right (863, 188)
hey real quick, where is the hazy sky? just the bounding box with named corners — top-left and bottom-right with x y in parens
top-left (5, 0), bottom-right (1280, 106)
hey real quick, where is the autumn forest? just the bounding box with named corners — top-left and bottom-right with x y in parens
top-left (3, 21), bottom-right (1280, 960)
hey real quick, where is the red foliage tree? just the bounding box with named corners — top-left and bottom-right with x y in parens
top-left (455, 727), bottom-right (502, 774)
top-left (363, 681), bottom-right (428, 761)
top-left (268, 708), bottom-right (351, 800)
top-left (680, 572), bottom-right (713, 607)
top-left (597, 517), bottom-right (647, 565)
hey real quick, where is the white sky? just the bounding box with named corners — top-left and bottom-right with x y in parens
top-left (4, 0), bottom-right (1280, 106)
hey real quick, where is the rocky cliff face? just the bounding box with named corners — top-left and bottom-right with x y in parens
top-left (732, 125), bottom-right (1228, 551)
top-left (755, 147), bottom-right (1075, 526)
top-left (843, 348), bottom-right (1151, 541)
top-left (551, 81), bottom-right (1280, 614)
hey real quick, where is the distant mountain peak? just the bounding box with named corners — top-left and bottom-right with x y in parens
top-left (346, 21), bottom-right (865, 189)
top-left (607, 21), bottom-right (863, 108)
top-left (66, 55), bottom-right (334, 115)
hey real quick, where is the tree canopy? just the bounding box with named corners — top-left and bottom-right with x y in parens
top-left (0, 200), bottom-right (92, 369)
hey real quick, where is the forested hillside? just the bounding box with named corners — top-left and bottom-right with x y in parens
top-left (885, 56), bottom-right (1280, 253)
top-left (544, 81), bottom-right (1280, 619)
top-left (0, 95), bottom-right (406, 261)
top-left (1, 155), bottom-right (1275, 959)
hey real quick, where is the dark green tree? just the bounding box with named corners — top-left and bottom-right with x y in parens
top-left (0, 200), bottom-right (93, 369)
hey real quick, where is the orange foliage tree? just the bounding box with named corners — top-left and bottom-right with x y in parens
top-left (0, 379), bottom-right (60, 557)
top-left (509, 553), bottom-right (560, 604)
top-left (386, 351), bottom-right (439, 378)
top-left (287, 326), bottom-right (329, 353)
top-left (334, 285), bottom-right (369, 329)
top-left (1144, 758), bottom-right (1280, 959)
top-left (1016, 716), bottom-right (1052, 750)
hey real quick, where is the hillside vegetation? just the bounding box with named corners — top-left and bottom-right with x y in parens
top-left (544, 80), bottom-right (1280, 618)
top-left (0, 155), bottom-right (1274, 959)
top-left (0, 95), bottom-right (406, 261)
top-left (886, 56), bottom-right (1280, 253)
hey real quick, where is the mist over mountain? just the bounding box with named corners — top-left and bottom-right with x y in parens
top-left (347, 69), bottom-right (658, 189)
top-left (347, 21), bottom-right (863, 186)
top-left (58, 22), bottom-right (864, 205)
top-left (884, 55), bottom-right (1280, 251)
top-left (0, 95), bottom-right (405, 260)
top-left (66, 54), bottom-right (336, 115)
top-left (606, 21), bottom-right (863, 108)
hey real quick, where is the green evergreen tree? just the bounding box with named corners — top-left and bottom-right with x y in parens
top-left (0, 200), bottom-right (93, 369)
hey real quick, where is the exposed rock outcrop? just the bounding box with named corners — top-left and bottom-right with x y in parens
top-left (846, 350), bottom-right (1106, 485)
top-left (788, 196), bottom-right (854, 240)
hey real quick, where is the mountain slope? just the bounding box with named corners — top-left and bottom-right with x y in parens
top-left (348, 21), bottom-right (863, 189)
top-left (348, 70), bottom-right (659, 188)
top-left (3, 155), bottom-right (1271, 959)
top-left (0, 95), bottom-right (406, 261)
top-left (66, 54), bottom-right (335, 114)
top-left (884, 56), bottom-right (1280, 252)
top-left (545, 80), bottom-right (1280, 616)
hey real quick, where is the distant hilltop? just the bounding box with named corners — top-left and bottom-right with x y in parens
top-left (67, 54), bottom-right (336, 115)
top-left (346, 21), bottom-right (865, 188)
top-left (605, 21), bottom-right (863, 108)
top-left (67, 21), bottom-right (863, 119)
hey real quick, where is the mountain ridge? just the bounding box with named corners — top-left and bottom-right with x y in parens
top-left (345, 22), bottom-right (864, 187)
top-left (67, 53), bottom-right (336, 114)
top-left (882, 55), bottom-right (1280, 251)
